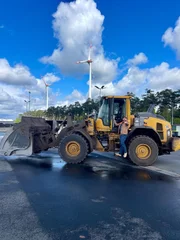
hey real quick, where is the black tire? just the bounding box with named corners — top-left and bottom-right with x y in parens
top-left (58, 134), bottom-right (88, 164)
top-left (128, 135), bottom-right (158, 166)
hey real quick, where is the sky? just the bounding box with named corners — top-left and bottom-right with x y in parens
top-left (0, 0), bottom-right (180, 119)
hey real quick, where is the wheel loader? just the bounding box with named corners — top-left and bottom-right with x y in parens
top-left (0, 95), bottom-right (180, 166)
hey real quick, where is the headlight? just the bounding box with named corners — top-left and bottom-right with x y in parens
top-left (134, 118), bottom-right (140, 126)
top-left (167, 129), bottom-right (171, 137)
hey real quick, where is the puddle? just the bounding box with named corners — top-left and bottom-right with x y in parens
top-left (1, 149), bottom-right (178, 183)
top-left (82, 157), bottom-right (177, 182)
top-left (93, 165), bottom-right (176, 182)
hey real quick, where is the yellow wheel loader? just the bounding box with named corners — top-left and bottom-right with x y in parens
top-left (0, 96), bottom-right (180, 166)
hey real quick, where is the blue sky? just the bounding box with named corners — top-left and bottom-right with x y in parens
top-left (0, 0), bottom-right (180, 119)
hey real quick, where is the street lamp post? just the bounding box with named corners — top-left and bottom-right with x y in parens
top-left (88, 100), bottom-right (92, 115)
top-left (95, 85), bottom-right (105, 97)
top-left (29, 91), bottom-right (31, 112)
top-left (172, 104), bottom-right (174, 126)
top-left (24, 100), bottom-right (29, 112)
top-left (95, 86), bottom-right (105, 109)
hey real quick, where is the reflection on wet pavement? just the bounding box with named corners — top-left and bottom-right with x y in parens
top-left (2, 149), bottom-right (176, 183)
top-left (4, 150), bottom-right (66, 170)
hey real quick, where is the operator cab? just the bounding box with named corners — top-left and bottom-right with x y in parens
top-left (96, 96), bottom-right (131, 132)
top-left (113, 98), bottom-right (126, 132)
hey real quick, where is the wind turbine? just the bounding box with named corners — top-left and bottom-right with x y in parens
top-left (77, 45), bottom-right (93, 99)
top-left (42, 77), bottom-right (51, 110)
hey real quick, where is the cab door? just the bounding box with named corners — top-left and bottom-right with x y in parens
top-left (95, 97), bottom-right (113, 132)
top-left (112, 98), bottom-right (126, 128)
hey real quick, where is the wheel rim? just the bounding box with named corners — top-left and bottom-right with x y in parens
top-left (135, 144), bottom-right (152, 160)
top-left (66, 141), bottom-right (80, 157)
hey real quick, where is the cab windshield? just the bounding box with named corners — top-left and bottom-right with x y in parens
top-left (98, 98), bottom-right (126, 126)
top-left (113, 99), bottom-right (126, 120)
top-left (98, 98), bottom-right (110, 126)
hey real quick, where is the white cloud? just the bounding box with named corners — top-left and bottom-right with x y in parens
top-left (116, 67), bottom-right (147, 95)
top-left (0, 89), bottom-right (12, 102)
top-left (148, 62), bottom-right (180, 90)
top-left (0, 59), bottom-right (60, 119)
top-left (0, 59), bottom-right (36, 85)
top-left (92, 55), bottom-right (119, 84)
top-left (40, 0), bottom-right (119, 85)
top-left (55, 89), bottom-right (86, 107)
top-left (36, 73), bottom-right (60, 93)
top-left (92, 81), bottom-right (117, 99)
top-left (0, 84), bottom-right (57, 119)
top-left (66, 89), bottom-right (84, 101)
top-left (0, 91), bottom-right (24, 118)
top-left (127, 52), bottom-right (148, 66)
top-left (42, 73), bottom-right (60, 85)
top-left (162, 16), bottom-right (180, 58)
top-left (91, 61), bottom-right (180, 98)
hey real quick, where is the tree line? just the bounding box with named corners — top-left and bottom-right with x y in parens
top-left (130, 89), bottom-right (180, 124)
top-left (15, 89), bottom-right (180, 124)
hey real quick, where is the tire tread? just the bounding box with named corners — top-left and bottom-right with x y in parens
top-left (58, 133), bottom-right (88, 164)
top-left (128, 135), bottom-right (158, 166)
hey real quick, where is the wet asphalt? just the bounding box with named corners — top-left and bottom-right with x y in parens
top-left (0, 148), bottom-right (180, 240)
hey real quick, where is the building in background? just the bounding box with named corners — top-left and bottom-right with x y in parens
top-left (0, 120), bottom-right (14, 128)
top-left (172, 124), bottom-right (180, 137)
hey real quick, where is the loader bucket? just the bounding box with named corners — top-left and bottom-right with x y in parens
top-left (0, 116), bottom-right (52, 157)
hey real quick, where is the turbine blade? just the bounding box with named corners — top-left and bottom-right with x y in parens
top-left (88, 45), bottom-right (92, 60)
top-left (42, 77), bottom-right (47, 86)
top-left (76, 60), bottom-right (88, 64)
